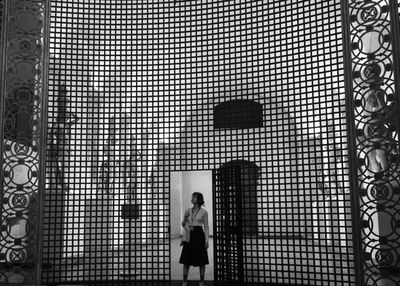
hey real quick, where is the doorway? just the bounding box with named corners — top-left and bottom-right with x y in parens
top-left (213, 160), bottom-right (260, 284)
top-left (170, 171), bottom-right (214, 281)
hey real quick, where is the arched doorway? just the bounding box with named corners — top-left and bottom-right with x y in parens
top-left (213, 160), bottom-right (260, 285)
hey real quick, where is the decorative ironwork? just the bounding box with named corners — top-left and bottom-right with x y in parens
top-left (1, 0), bottom-right (46, 284)
top-left (346, 0), bottom-right (400, 284)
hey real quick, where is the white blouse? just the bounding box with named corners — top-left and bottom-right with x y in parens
top-left (182, 207), bottom-right (209, 241)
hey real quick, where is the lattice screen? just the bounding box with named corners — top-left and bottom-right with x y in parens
top-left (41, 0), bottom-right (356, 285)
top-left (42, 1), bottom-right (169, 283)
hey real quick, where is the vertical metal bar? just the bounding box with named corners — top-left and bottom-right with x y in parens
top-left (212, 169), bottom-right (217, 283)
top-left (235, 166), bottom-right (244, 285)
top-left (339, 0), bottom-right (364, 285)
top-left (37, 0), bottom-right (52, 284)
top-left (0, 0), bottom-right (9, 210)
top-left (169, 172), bottom-right (172, 283)
top-left (389, 0), bottom-right (400, 133)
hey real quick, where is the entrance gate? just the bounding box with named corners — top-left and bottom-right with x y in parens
top-left (1, 0), bottom-right (400, 285)
top-left (213, 161), bottom-right (259, 285)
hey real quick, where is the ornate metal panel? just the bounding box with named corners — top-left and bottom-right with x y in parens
top-left (344, 0), bottom-right (400, 285)
top-left (0, 0), bottom-right (47, 284)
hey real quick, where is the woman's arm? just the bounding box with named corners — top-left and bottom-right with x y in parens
top-left (204, 210), bottom-right (209, 248)
top-left (182, 208), bottom-right (190, 229)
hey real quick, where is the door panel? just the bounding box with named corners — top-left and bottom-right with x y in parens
top-left (213, 166), bottom-right (244, 284)
top-left (213, 161), bottom-right (259, 284)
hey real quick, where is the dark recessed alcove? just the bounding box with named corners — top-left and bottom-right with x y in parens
top-left (213, 99), bottom-right (263, 129)
top-left (121, 203), bottom-right (140, 220)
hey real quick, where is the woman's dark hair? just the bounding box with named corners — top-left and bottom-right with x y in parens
top-left (193, 192), bottom-right (205, 206)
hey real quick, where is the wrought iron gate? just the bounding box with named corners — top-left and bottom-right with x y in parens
top-left (213, 165), bottom-right (243, 284)
top-left (1, 0), bottom-right (400, 285)
top-left (213, 161), bottom-right (259, 285)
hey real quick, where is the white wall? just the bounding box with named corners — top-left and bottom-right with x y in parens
top-left (182, 171), bottom-right (213, 237)
top-left (170, 172), bottom-right (183, 238)
top-left (170, 171), bottom-right (213, 238)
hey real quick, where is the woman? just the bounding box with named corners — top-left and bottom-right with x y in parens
top-left (179, 192), bottom-right (209, 286)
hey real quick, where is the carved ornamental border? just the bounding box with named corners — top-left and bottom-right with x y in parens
top-left (0, 0), bottom-right (48, 284)
top-left (344, 0), bottom-right (400, 285)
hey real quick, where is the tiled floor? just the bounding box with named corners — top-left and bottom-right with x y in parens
top-left (54, 238), bottom-right (215, 286)
top-left (47, 236), bottom-right (379, 286)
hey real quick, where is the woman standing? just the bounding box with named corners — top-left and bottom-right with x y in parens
top-left (179, 192), bottom-right (209, 286)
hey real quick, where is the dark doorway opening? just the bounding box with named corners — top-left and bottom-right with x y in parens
top-left (213, 160), bottom-right (260, 284)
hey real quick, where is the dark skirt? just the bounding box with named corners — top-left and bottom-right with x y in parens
top-left (179, 226), bottom-right (209, 266)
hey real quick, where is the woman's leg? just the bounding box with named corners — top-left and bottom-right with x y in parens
top-left (183, 264), bottom-right (190, 285)
top-left (199, 265), bottom-right (205, 284)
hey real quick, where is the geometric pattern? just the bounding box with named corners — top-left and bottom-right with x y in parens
top-left (345, 0), bottom-right (400, 285)
top-left (6, 0), bottom-right (400, 285)
top-left (42, 1), bottom-right (357, 285)
top-left (0, 0), bottom-right (46, 284)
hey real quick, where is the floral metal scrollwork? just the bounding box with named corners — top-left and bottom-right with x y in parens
top-left (1, 0), bottom-right (46, 284)
top-left (349, 0), bottom-right (400, 285)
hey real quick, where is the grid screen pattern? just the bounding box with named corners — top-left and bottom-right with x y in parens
top-left (42, 0), bottom-right (356, 285)
top-left (43, 1), bottom-right (169, 283)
